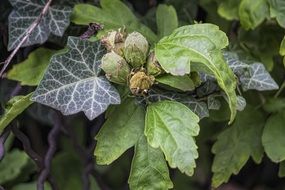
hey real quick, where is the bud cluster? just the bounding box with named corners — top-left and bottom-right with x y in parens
top-left (100, 29), bottom-right (164, 96)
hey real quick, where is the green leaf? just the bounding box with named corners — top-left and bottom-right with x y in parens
top-left (8, 0), bottom-right (72, 50)
top-left (263, 98), bottom-right (285, 113)
top-left (156, 4), bottom-right (178, 38)
top-left (31, 37), bottom-right (121, 120)
top-left (128, 136), bottom-right (173, 190)
top-left (155, 23), bottom-right (237, 123)
top-left (279, 161), bottom-right (285, 178)
top-left (280, 36), bottom-right (285, 65)
top-left (262, 111), bottom-right (285, 163)
top-left (217, 0), bottom-right (240, 20)
top-left (0, 150), bottom-right (31, 184)
top-left (156, 74), bottom-right (195, 91)
top-left (11, 182), bottom-right (51, 190)
top-left (0, 93), bottom-right (33, 134)
top-left (71, 0), bottom-right (157, 43)
top-left (212, 106), bottom-right (265, 187)
top-left (7, 48), bottom-right (56, 86)
top-left (239, 0), bottom-right (269, 30)
top-left (268, 0), bottom-right (285, 28)
top-left (145, 100), bottom-right (200, 176)
top-left (95, 98), bottom-right (145, 165)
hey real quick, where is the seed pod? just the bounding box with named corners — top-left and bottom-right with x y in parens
top-left (146, 52), bottom-right (164, 76)
top-left (124, 32), bottom-right (149, 68)
top-left (101, 29), bottom-right (127, 56)
top-left (101, 51), bottom-right (130, 85)
top-left (129, 71), bottom-right (155, 95)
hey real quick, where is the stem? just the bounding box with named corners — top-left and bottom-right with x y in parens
top-left (274, 80), bottom-right (285, 98)
top-left (37, 112), bottom-right (61, 190)
top-left (0, 128), bottom-right (11, 161)
top-left (0, 0), bottom-right (53, 77)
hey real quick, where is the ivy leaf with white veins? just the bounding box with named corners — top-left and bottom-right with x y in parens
top-left (240, 63), bottom-right (279, 91)
top-left (155, 24), bottom-right (237, 124)
top-left (31, 37), bottom-right (121, 120)
top-left (145, 100), bottom-right (200, 176)
top-left (8, 0), bottom-right (72, 50)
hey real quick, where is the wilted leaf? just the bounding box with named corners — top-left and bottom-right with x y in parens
top-left (262, 111), bottom-right (285, 163)
top-left (239, 0), bottom-right (269, 30)
top-left (145, 100), bottom-right (200, 176)
top-left (31, 37), bottom-right (120, 120)
top-left (156, 4), bottom-right (178, 38)
top-left (71, 0), bottom-right (157, 43)
top-left (0, 150), bottom-right (31, 184)
top-left (8, 0), bottom-right (72, 50)
top-left (156, 74), bottom-right (195, 91)
top-left (155, 24), bottom-right (237, 123)
top-left (0, 93), bottom-right (33, 134)
top-left (212, 106), bottom-right (265, 187)
top-left (95, 98), bottom-right (145, 165)
top-left (240, 63), bottom-right (279, 91)
top-left (7, 48), bottom-right (57, 86)
top-left (128, 136), bottom-right (173, 190)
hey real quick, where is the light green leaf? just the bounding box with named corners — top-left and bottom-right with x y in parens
top-left (239, 0), bottom-right (269, 30)
top-left (128, 136), bottom-right (173, 190)
top-left (212, 106), bottom-right (265, 187)
top-left (262, 111), bottom-right (285, 163)
top-left (8, 0), bottom-right (72, 50)
top-left (280, 36), bottom-right (285, 65)
top-left (0, 150), bottom-right (31, 184)
top-left (31, 37), bottom-right (121, 120)
top-left (71, 0), bottom-right (157, 43)
top-left (0, 93), bottom-right (33, 134)
top-left (155, 23), bottom-right (237, 123)
top-left (145, 100), bottom-right (200, 176)
top-left (217, 0), bottom-right (240, 20)
top-left (156, 4), bottom-right (178, 38)
top-left (95, 98), bottom-right (145, 165)
top-left (156, 74), bottom-right (195, 91)
top-left (7, 48), bottom-right (57, 86)
top-left (268, 0), bottom-right (285, 28)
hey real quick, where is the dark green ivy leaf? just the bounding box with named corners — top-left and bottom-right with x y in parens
top-left (8, 0), bottom-right (72, 50)
top-left (31, 37), bottom-right (121, 120)
top-left (128, 136), bottom-right (173, 190)
top-left (211, 106), bottom-right (265, 187)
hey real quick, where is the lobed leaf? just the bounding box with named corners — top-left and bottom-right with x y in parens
top-left (0, 93), bottom-right (33, 134)
top-left (7, 48), bottom-right (57, 86)
top-left (31, 37), bottom-right (121, 120)
top-left (71, 0), bottom-right (157, 43)
top-left (95, 98), bottom-right (145, 165)
top-left (145, 100), bottom-right (200, 176)
top-left (212, 106), bottom-right (264, 187)
top-left (156, 4), bottom-right (178, 38)
top-left (262, 111), bottom-right (285, 163)
top-left (155, 24), bottom-right (237, 123)
top-left (8, 0), bottom-right (72, 50)
top-left (128, 136), bottom-right (173, 190)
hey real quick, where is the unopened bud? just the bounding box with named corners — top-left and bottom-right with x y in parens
top-left (146, 52), bottom-right (164, 76)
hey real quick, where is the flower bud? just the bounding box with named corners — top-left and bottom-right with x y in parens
top-left (124, 32), bottom-right (149, 68)
top-left (129, 71), bottom-right (155, 95)
top-left (101, 51), bottom-right (130, 85)
top-left (101, 28), bottom-right (127, 56)
top-left (146, 52), bottom-right (164, 76)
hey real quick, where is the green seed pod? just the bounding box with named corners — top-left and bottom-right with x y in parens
top-left (146, 51), bottom-right (164, 76)
top-left (101, 51), bottom-right (130, 85)
top-left (124, 32), bottom-right (149, 68)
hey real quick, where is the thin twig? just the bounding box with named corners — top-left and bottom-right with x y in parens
top-left (0, 0), bottom-right (53, 78)
top-left (37, 112), bottom-right (61, 190)
top-left (11, 125), bottom-right (42, 166)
